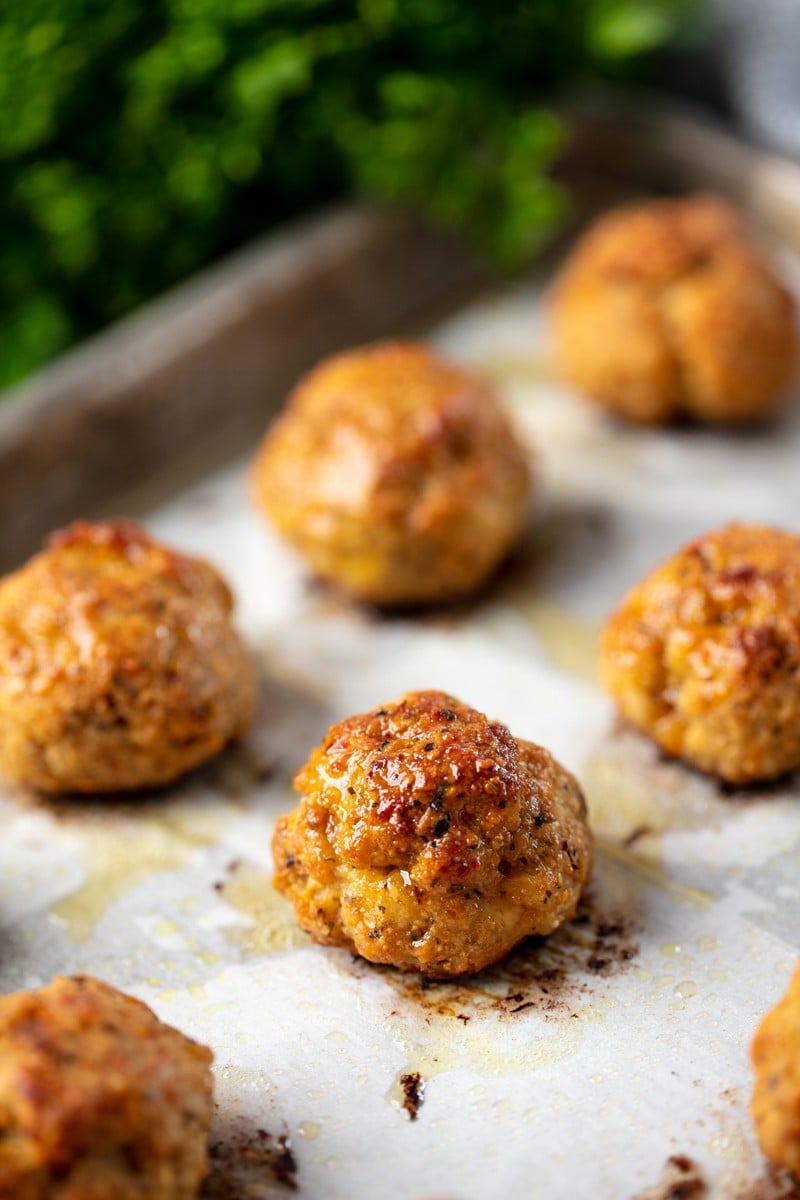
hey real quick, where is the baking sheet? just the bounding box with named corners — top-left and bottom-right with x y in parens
top-left (2, 261), bottom-right (800, 1200)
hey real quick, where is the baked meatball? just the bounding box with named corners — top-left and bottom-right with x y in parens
top-left (272, 689), bottom-right (592, 977)
top-left (551, 194), bottom-right (797, 424)
top-left (752, 961), bottom-right (800, 1177)
top-left (250, 341), bottom-right (531, 606)
top-left (601, 523), bottom-right (800, 784)
top-left (0, 519), bottom-right (257, 794)
top-left (0, 974), bottom-right (213, 1200)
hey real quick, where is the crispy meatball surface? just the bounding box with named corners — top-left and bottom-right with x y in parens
top-left (250, 341), bottom-right (531, 606)
top-left (601, 523), bottom-right (800, 784)
top-left (0, 974), bottom-right (213, 1200)
top-left (551, 194), bottom-right (797, 424)
top-left (0, 519), bottom-right (257, 794)
top-left (272, 690), bottom-right (592, 977)
top-left (752, 961), bottom-right (800, 1177)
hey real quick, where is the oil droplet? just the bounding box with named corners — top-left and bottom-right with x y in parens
top-left (660, 941), bottom-right (682, 957)
top-left (697, 935), bottom-right (718, 952)
top-left (188, 983), bottom-right (206, 1001)
top-left (492, 1099), bottom-right (512, 1114)
top-left (710, 1133), bottom-right (733, 1156)
top-left (674, 980), bottom-right (697, 1000)
top-left (653, 975), bottom-right (675, 988)
top-left (298, 1122), bottom-right (320, 1141)
top-left (203, 1002), bottom-right (233, 1017)
top-left (325, 1158), bottom-right (342, 1172)
top-left (153, 919), bottom-right (180, 939)
top-left (326, 1031), bottom-right (346, 1044)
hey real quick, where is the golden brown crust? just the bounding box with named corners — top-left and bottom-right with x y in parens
top-left (551, 194), bottom-right (797, 424)
top-left (600, 523), bottom-right (800, 784)
top-left (752, 961), bottom-right (800, 1177)
top-left (0, 519), bottom-right (258, 794)
top-left (250, 341), bottom-right (531, 606)
top-left (272, 690), bottom-right (592, 977)
top-left (0, 974), bottom-right (213, 1200)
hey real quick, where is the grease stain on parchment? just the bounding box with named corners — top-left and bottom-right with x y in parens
top-left (49, 801), bottom-right (230, 944)
top-left (582, 726), bottom-right (749, 843)
top-left (516, 597), bottom-right (600, 684)
top-left (487, 511), bottom-right (606, 684)
top-left (386, 1010), bottom-right (587, 1106)
top-left (596, 839), bottom-right (714, 913)
top-left (341, 852), bottom-right (642, 1114)
top-left (479, 352), bottom-right (549, 386)
top-left (216, 859), bottom-right (310, 956)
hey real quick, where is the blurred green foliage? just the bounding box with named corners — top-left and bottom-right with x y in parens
top-left (1, 0), bottom-right (697, 388)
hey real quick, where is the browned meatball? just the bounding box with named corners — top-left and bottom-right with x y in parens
top-left (272, 690), bottom-right (592, 978)
top-left (752, 961), bottom-right (800, 1177)
top-left (0, 974), bottom-right (213, 1200)
top-left (0, 519), bottom-right (257, 794)
top-left (250, 341), bottom-right (531, 606)
top-left (551, 194), bottom-right (797, 424)
top-left (600, 524), bottom-right (800, 784)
